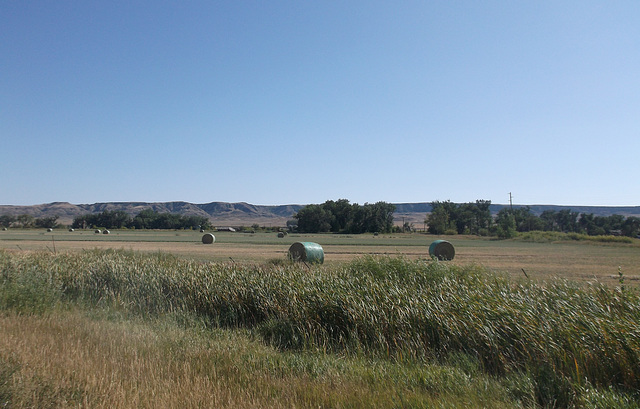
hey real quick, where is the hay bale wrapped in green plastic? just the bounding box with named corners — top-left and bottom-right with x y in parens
top-left (202, 233), bottom-right (216, 244)
top-left (288, 242), bottom-right (324, 264)
top-left (429, 240), bottom-right (455, 261)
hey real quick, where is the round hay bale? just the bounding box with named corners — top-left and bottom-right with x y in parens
top-left (103, 230), bottom-right (110, 234)
top-left (429, 240), bottom-right (455, 261)
top-left (47, 228), bottom-right (53, 232)
top-left (288, 242), bottom-right (324, 264)
top-left (277, 232), bottom-right (285, 238)
top-left (95, 229), bottom-right (101, 234)
top-left (202, 233), bottom-right (215, 244)
top-left (2, 227), bottom-right (7, 231)
top-left (69, 228), bottom-right (74, 232)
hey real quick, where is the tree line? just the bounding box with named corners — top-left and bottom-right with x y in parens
top-left (0, 214), bottom-right (60, 229)
top-left (71, 210), bottom-right (213, 230)
top-left (0, 211), bottom-right (213, 231)
top-left (427, 200), bottom-right (640, 238)
top-left (3, 201), bottom-right (639, 238)
top-left (294, 199), bottom-right (396, 233)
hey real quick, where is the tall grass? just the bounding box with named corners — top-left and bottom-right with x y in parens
top-left (0, 310), bottom-right (535, 408)
top-left (1, 249), bottom-right (639, 407)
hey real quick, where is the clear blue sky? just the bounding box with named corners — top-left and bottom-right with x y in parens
top-left (2, 1), bottom-right (639, 207)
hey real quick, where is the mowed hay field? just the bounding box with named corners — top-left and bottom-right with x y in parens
top-left (1, 229), bottom-right (639, 286)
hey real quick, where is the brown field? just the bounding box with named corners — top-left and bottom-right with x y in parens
top-left (1, 229), bottom-right (639, 286)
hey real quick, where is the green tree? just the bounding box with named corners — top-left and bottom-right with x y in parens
top-left (555, 209), bottom-right (580, 233)
top-left (455, 203), bottom-right (476, 234)
top-left (622, 216), bottom-right (640, 237)
top-left (130, 209), bottom-right (158, 229)
top-left (295, 200), bottom-right (395, 234)
top-left (35, 216), bottom-right (59, 229)
top-left (347, 202), bottom-right (395, 234)
top-left (16, 214), bottom-right (35, 228)
top-left (0, 215), bottom-right (15, 228)
top-left (183, 216), bottom-right (212, 230)
top-left (152, 213), bottom-right (183, 229)
top-left (539, 210), bottom-right (558, 231)
top-left (604, 214), bottom-right (625, 234)
top-left (99, 210), bottom-right (132, 229)
top-left (294, 204), bottom-right (333, 233)
top-left (495, 209), bottom-right (516, 238)
top-left (472, 200), bottom-right (492, 233)
top-left (286, 219), bottom-right (298, 231)
top-left (512, 206), bottom-right (544, 232)
top-left (578, 213), bottom-right (603, 235)
top-left (426, 201), bottom-right (457, 234)
top-left (73, 210), bottom-right (131, 229)
top-left (349, 203), bottom-right (368, 233)
top-left (366, 201), bottom-right (396, 233)
top-left (72, 214), bottom-right (93, 229)
top-left (322, 199), bottom-right (353, 232)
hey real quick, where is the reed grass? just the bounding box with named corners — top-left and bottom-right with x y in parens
top-left (1, 249), bottom-right (639, 407)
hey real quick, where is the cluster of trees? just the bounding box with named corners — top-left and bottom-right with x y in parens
top-left (72, 210), bottom-right (213, 230)
top-left (426, 200), bottom-right (640, 238)
top-left (294, 199), bottom-right (395, 233)
top-left (495, 207), bottom-right (640, 238)
top-left (426, 200), bottom-right (492, 235)
top-left (0, 214), bottom-right (60, 229)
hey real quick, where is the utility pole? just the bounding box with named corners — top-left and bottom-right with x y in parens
top-left (509, 192), bottom-right (513, 212)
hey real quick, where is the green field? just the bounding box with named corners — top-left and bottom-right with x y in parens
top-left (1, 228), bottom-right (639, 286)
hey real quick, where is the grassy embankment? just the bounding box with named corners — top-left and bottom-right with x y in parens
top-left (1, 249), bottom-right (639, 408)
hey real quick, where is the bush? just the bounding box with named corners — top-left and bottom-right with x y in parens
top-left (518, 231), bottom-right (634, 244)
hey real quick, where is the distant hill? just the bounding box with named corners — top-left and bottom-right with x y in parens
top-left (1, 201), bottom-right (639, 227)
top-left (0, 201), bottom-right (306, 226)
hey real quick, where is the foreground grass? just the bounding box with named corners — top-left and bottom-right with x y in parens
top-left (0, 309), bottom-right (526, 409)
top-left (1, 249), bottom-right (639, 407)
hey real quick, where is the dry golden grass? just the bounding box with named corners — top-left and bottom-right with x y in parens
top-left (0, 310), bottom-right (511, 409)
top-left (1, 311), bottom-right (235, 408)
top-left (0, 311), bottom-right (333, 408)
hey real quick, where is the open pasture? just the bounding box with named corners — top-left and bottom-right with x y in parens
top-left (1, 228), bottom-right (639, 286)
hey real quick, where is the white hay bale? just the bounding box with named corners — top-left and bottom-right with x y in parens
top-left (103, 230), bottom-right (110, 234)
top-left (202, 233), bottom-right (215, 244)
